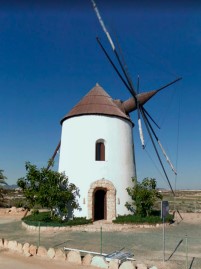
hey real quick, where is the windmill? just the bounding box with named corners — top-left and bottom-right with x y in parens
top-left (48, 1), bottom-right (182, 221)
top-left (91, 0), bottom-right (182, 195)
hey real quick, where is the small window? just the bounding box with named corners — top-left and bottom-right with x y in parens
top-left (96, 141), bottom-right (105, 161)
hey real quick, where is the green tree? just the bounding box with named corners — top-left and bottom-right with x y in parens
top-left (17, 162), bottom-right (80, 219)
top-left (0, 170), bottom-right (7, 199)
top-left (0, 169), bottom-right (7, 184)
top-left (125, 177), bottom-right (162, 217)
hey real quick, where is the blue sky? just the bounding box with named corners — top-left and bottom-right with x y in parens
top-left (0, 1), bottom-right (200, 189)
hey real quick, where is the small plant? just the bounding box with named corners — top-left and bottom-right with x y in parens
top-left (22, 211), bottom-right (92, 227)
top-left (126, 177), bottom-right (163, 217)
top-left (31, 209), bottom-right (39, 215)
top-left (113, 212), bottom-right (173, 224)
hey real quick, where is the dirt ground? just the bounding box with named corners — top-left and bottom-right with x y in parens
top-left (1, 209), bottom-right (201, 269)
top-left (0, 209), bottom-right (95, 269)
top-left (0, 249), bottom-right (96, 269)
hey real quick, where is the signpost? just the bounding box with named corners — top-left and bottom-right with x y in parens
top-left (161, 201), bottom-right (169, 262)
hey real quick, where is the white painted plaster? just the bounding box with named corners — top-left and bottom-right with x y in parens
top-left (59, 115), bottom-right (136, 218)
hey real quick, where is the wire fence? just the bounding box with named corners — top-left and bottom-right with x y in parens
top-left (1, 218), bottom-right (201, 269)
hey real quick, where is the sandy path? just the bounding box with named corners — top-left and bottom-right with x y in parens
top-left (0, 250), bottom-right (95, 269)
top-left (1, 209), bottom-right (201, 269)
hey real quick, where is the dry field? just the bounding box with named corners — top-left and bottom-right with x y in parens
top-left (159, 190), bottom-right (201, 213)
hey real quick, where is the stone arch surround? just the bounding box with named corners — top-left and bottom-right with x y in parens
top-left (88, 179), bottom-right (116, 221)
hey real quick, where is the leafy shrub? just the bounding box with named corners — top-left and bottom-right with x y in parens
top-left (113, 212), bottom-right (173, 224)
top-left (17, 162), bottom-right (80, 218)
top-left (31, 209), bottom-right (39, 215)
top-left (126, 177), bottom-right (162, 217)
top-left (67, 217), bottom-right (92, 226)
top-left (23, 212), bottom-right (52, 223)
top-left (22, 211), bottom-right (92, 227)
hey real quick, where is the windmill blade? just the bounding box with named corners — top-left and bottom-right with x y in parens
top-left (96, 37), bottom-right (131, 94)
top-left (91, 0), bottom-right (137, 97)
top-left (142, 107), bottom-right (177, 175)
top-left (98, 35), bottom-right (144, 149)
top-left (136, 75), bottom-right (145, 148)
top-left (114, 37), bottom-right (147, 150)
top-left (154, 77), bottom-right (182, 93)
top-left (136, 76), bottom-right (182, 130)
top-left (140, 107), bottom-right (175, 195)
top-left (114, 34), bottom-right (137, 96)
top-left (47, 141), bottom-right (61, 170)
top-left (116, 43), bottom-right (145, 148)
top-left (158, 140), bottom-right (177, 175)
top-left (91, 0), bottom-right (115, 51)
top-left (137, 75), bottom-right (140, 94)
top-left (143, 107), bottom-right (160, 129)
top-left (138, 116), bottom-right (145, 149)
top-left (92, 0), bottom-right (147, 150)
top-left (92, 0), bottom-right (178, 188)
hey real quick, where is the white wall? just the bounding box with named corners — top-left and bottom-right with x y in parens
top-left (58, 115), bottom-right (136, 218)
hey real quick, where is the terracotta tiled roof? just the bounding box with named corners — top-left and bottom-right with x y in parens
top-left (61, 83), bottom-right (133, 124)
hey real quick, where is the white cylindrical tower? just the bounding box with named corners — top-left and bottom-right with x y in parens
top-left (59, 84), bottom-right (136, 221)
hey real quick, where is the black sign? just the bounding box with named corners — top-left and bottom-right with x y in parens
top-left (161, 201), bottom-right (169, 218)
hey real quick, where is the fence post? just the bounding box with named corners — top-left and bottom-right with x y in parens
top-left (38, 221), bottom-right (41, 248)
top-left (185, 234), bottom-right (188, 269)
top-left (163, 216), bottom-right (165, 262)
top-left (100, 226), bottom-right (102, 254)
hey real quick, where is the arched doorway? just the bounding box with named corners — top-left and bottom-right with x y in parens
top-left (93, 188), bottom-right (106, 221)
top-left (88, 179), bottom-right (116, 222)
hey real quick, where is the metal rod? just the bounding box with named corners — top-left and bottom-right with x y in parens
top-left (63, 247), bottom-right (136, 261)
top-left (143, 107), bottom-right (160, 129)
top-left (38, 221), bottom-right (41, 248)
top-left (64, 247), bottom-right (107, 256)
top-left (185, 234), bottom-right (188, 269)
top-left (140, 107), bottom-right (175, 196)
top-left (96, 37), bottom-right (131, 93)
top-left (113, 48), bottom-right (137, 97)
top-left (155, 77), bottom-right (182, 93)
top-left (92, 0), bottom-right (137, 98)
top-left (100, 226), bottom-right (103, 254)
top-left (143, 107), bottom-right (177, 175)
top-left (163, 216), bottom-right (165, 262)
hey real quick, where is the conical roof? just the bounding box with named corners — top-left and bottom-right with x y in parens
top-left (61, 83), bottom-right (132, 124)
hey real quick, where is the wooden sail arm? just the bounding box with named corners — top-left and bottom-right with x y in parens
top-left (47, 141), bottom-right (61, 170)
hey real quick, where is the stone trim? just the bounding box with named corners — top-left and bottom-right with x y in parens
top-left (88, 179), bottom-right (116, 221)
